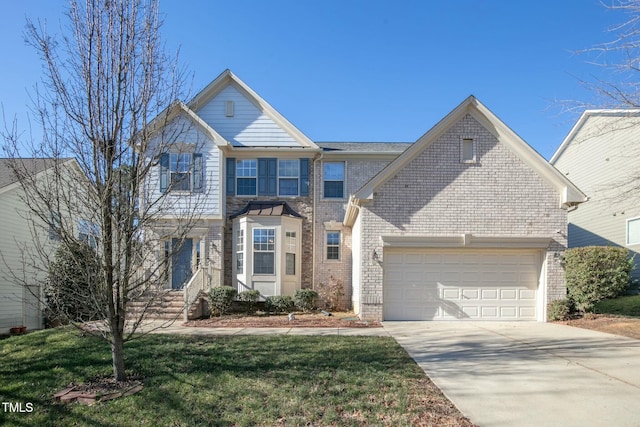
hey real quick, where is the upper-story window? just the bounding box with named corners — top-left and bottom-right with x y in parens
top-left (628, 217), bottom-right (640, 245)
top-left (323, 162), bottom-right (345, 199)
top-left (237, 159), bottom-right (257, 196)
top-left (159, 152), bottom-right (203, 193)
top-left (278, 160), bottom-right (299, 196)
top-left (226, 157), bottom-right (309, 197)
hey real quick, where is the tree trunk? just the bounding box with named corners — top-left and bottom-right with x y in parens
top-left (111, 328), bottom-right (127, 382)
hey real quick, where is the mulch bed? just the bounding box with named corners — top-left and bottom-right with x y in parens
top-left (54, 375), bottom-right (144, 405)
top-left (560, 314), bottom-right (640, 340)
top-left (183, 312), bottom-right (382, 328)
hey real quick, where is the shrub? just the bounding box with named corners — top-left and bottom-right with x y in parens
top-left (317, 276), bottom-right (345, 311)
top-left (46, 240), bottom-right (103, 323)
top-left (208, 286), bottom-right (237, 317)
top-left (294, 289), bottom-right (318, 312)
top-left (564, 246), bottom-right (633, 313)
top-left (547, 298), bottom-right (572, 321)
top-left (265, 295), bottom-right (294, 313)
top-left (237, 290), bottom-right (261, 314)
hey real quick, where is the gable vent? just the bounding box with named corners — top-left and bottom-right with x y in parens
top-left (225, 100), bottom-right (234, 117)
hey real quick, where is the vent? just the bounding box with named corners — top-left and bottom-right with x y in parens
top-left (225, 100), bottom-right (234, 117)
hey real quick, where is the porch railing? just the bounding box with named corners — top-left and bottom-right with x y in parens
top-left (183, 264), bottom-right (222, 321)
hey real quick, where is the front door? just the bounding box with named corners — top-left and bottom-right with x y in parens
top-left (171, 238), bottom-right (193, 289)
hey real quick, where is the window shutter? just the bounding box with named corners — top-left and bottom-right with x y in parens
top-left (193, 153), bottom-right (203, 192)
top-left (258, 158), bottom-right (277, 196)
top-left (226, 157), bottom-right (236, 195)
top-left (159, 153), bottom-right (169, 193)
top-left (300, 158), bottom-right (309, 196)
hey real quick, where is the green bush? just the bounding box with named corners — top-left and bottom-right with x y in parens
top-left (547, 298), bottom-right (572, 321)
top-left (264, 295), bottom-right (294, 313)
top-left (294, 289), bottom-right (318, 312)
top-left (46, 240), bottom-right (103, 323)
top-left (208, 286), bottom-right (237, 317)
top-left (564, 246), bottom-right (633, 313)
top-left (237, 290), bottom-right (261, 314)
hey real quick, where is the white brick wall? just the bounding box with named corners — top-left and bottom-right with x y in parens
top-left (355, 114), bottom-right (568, 320)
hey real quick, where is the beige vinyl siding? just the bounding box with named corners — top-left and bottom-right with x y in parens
top-left (0, 187), bottom-right (44, 333)
top-left (195, 85), bottom-right (299, 147)
top-left (553, 114), bottom-right (640, 281)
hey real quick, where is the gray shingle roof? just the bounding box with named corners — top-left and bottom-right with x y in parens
top-left (316, 142), bottom-right (412, 153)
top-left (0, 158), bottom-right (72, 189)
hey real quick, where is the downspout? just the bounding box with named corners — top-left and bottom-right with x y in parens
top-left (312, 151), bottom-right (324, 291)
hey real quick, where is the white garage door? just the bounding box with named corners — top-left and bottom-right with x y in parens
top-left (383, 249), bottom-right (541, 321)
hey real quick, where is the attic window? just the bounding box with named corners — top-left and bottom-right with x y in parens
top-left (461, 138), bottom-right (476, 163)
top-left (225, 100), bottom-right (234, 117)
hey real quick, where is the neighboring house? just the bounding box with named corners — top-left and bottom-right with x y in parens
top-left (551, 110), bottom-right (640, 285)
top-left (145, 69), bottom-right (586, 322)
top-left (0, 158), bottom-right (88, 334)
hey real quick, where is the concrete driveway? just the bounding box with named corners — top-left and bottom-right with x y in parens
top-left (383, 321), bottom-right (640, 427)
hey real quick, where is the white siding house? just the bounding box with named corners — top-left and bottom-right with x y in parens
top-left (0, 158), bottom-right (85, 334)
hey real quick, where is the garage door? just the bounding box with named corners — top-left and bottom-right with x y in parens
top-left (383, 249), bottom-right (540, 321)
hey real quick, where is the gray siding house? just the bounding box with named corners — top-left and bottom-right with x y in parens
top-left (551, 110), bottom-right (640, 284)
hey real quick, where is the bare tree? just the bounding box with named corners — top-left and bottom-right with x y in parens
top-left (1, 0), bottom-right (206, 382)
top-left (573, 0), bottom-right (640, 109)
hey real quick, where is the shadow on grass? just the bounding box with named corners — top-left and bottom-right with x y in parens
top-left (1, 329), bottom-right (427, 426)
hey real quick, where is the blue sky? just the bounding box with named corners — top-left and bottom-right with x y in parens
top-left (0, 0), bottom-right (626, 159)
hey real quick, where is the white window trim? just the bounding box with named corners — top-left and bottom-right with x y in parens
top-left (253, 227), bottom-right (276, 275)
top-left (627, 216), bottom-right (640, 245)
top-left (278, 159), bottom-right (300, 197)
top-left (322, 161), bottom-right (346, 200)
top-left (460, 136), bottom-right (477, 164)
top-left (236, 159), bottom-right (258, 197)
top-left (326, 230), bottom-right (341, 261)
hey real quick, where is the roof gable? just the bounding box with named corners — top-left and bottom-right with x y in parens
top-left (550, 109), bottom-right (640, 164)
top-left (188, 70), bottom-right (318, 149)
top-left (145, 101), bottom-right (229, 148)
top-left (352, 96), bottom-right (586, 208)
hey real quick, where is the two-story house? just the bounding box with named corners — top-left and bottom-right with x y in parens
top-left (551, 110), bottom-right (640, 285)
top-left (144, 70), bottom-right (586, 322)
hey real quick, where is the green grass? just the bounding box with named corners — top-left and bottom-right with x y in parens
top-left (594, 294), bottom-right (640, 317)
top-left (0, 328), bottom-right (471, 426)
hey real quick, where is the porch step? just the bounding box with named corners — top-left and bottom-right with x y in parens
top-left (127, 290), bottom-right (185, 321)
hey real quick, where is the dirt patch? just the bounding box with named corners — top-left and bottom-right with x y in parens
top-left (559, 314), bottom-right (640, 340)
top-left (184, 312), bottom-right (381, 328)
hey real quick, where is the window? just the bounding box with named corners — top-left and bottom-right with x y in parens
top-left (278, 160), bottom-right (299, 196)
top-left (237, 159), bottom-right (257, 196)
top-left (324, 162), bottom-right (345, 198)
top-left (236, 228), bottom-right (244, 273)
top-left (78, 219), bottom-right (99, 249)
top-left (628, 218), bottom-right (640, 245)
top-left (160, 152), bottom-right (203, 193)
top-left (253, 228), bottom-right (275, 274)
top-left (49, 211), bottom-right (61, 241)
top-left (461, 138), bottom-right (475, 163)
top-left (170, 153), bottom-right (191, 190)
top-left (326, 231), bottom-right (340, 260)
top-left (226, 158), bottom-right (309, 197)
top-left (285, 231), bottom-right (297, 275)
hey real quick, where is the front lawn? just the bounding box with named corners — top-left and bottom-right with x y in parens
top-left (594, 294), bottom-right (640, 317)
top-left (0, 328), bottom-right (474, 426)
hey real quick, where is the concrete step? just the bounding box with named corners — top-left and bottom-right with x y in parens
top-left (127, 290), bottom-right (186, 320)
